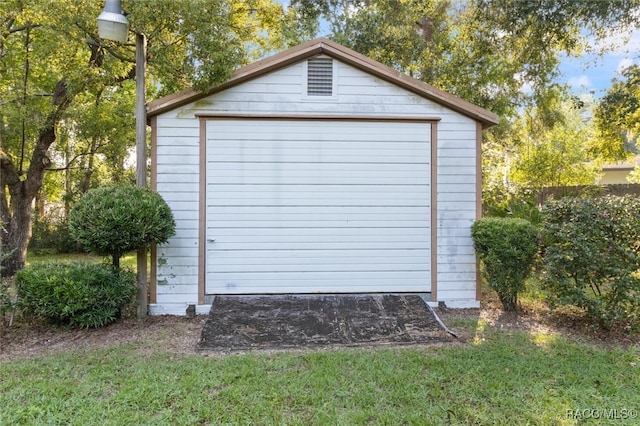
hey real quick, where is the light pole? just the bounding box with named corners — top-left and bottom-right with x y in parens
top-left (98, 0), bottom-right (148, 319)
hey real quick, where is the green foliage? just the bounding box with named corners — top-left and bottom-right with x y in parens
top-left (626, 167), bottom-right (640, 184)
top-left (30, 212), bottom-right (79, 253)
top-left (509, 99), bottom-right (600, 191)
top-left (592, 65), bottom-right (640, 162)
top-left (541, 196), bottom-right (640, 330)
top-left (484, 192), bottom-right (542, 225)
top-left (16, 262), bottom-right (135, 328)
top-left (0, 279), bottom-right (15, 322)
top-left (482, 93), bottom-right (601, 205)
top-left (471, 217), bottom-right (539, 311)
top-left (69, 184), bottom-right (175, 268)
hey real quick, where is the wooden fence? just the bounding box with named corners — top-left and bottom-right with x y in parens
top-left (535, 184), bottom-right (640, 204)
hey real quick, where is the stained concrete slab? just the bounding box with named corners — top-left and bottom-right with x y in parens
top-left (197, 294), bottom-right (454, 351)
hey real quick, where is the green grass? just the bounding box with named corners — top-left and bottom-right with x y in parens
top-left (26, 251), bottom-right (138, 270)
top-left (7, 253), bottom-right (638, 424)
top-left (1, 331), bottom-right (638, 425)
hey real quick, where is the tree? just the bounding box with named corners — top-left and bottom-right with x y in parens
top-left (592, 65), bottom-right (640, 163)
top-left (509, 96), bottom-right (600, 192)
top-left (1, 0), bottom-right (304, 276)
top-left (69, 184), bottom-right (175, 269)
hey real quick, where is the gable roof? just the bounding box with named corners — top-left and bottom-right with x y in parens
top-left (147, 38), bottom-right (499, 128)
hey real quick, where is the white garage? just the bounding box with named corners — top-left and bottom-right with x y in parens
top-left (147, 38), bottom-right (498, 315)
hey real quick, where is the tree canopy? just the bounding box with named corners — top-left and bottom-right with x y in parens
top-left (0, 0), bottom-right (311, 275)
top-left (69, 184), bottom-right (175, 268)
top-left (1, 0), bottom-right (639, 275)
top-left (593, 65), bottom-right (640, 163)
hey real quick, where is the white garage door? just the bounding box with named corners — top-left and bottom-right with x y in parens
top-left (205, 119), bottom-right (431, 294)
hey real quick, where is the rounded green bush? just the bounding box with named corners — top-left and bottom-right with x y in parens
top-left (471, 217), bottom-right (539, 311)
top-left (69, 184), bottom-right (176, 267)
top-left (16, 262), bottom-right (136, 328)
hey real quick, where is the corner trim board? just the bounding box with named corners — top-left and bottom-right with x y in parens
top-left (149, 116), bottom-right (158, 304)
top-left (475, 121), bottom-right (483, 302)
top-left (430, 122), bottom-right (438, 301)
top-left (198, 117), bottom-right (207, 305)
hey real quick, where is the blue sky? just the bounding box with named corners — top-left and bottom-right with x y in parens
top-left (558, 28), bottom-right (640, 97)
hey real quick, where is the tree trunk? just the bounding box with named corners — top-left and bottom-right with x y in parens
top-left (79, 137), bottom-right (97, 195)
top-left (0, 78), bottom-right (72, 277)
top-left (1, 191), bottom-right (33, 276)
top-left (34, 190), bottom-right (45, 221)
top-left (78, 91), bottom-right (103, 200)
top-left (499, 294), bottom-right (518, 312)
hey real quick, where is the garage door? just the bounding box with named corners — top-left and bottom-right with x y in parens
top-left (205, 119), bottom-right (431, 294)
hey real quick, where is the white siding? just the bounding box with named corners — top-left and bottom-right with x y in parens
top-left (205, 119), bottom-right (431, 294)
top-left (153, 110), bottom-right (201, 312)
top-left (436, 116), bottom-right (478, 307)
top-left (152, 55), bottom-right (480, 313)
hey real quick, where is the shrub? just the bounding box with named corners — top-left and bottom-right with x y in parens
top-left (0, 279), bottom-right (15, 324)
top-left (541, 196), bottom-right (640, 329)
top-left (69, 184), bottom-right (176, 268)
top-left (16, 262), bottom-right (136, 328)
top-left (30, 218), bottom-right (80, 253)
top-left (484, 192), bottom-right (542, 225)
top-left (471, 217), bottom-right (539, 311)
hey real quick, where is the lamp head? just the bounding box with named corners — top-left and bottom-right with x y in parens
top-left (97, 0), bottom-right (129, 43)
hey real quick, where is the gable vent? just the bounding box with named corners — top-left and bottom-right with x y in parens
top-left (307, 58), bottom-right (333, 96)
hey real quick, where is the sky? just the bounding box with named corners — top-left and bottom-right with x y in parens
top-left (559, 28), bottom-right (640, 98)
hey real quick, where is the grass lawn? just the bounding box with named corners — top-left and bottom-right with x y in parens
top-left (3, 253), bottom-right (639, 424)
top-left (1, 327), bottom-right (639, 425)
top-left (26, 251), bottom-right (138, 270)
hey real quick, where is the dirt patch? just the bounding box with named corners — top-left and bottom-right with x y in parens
top-left (0, 315), bottom-right (206, 364)
top-left (437, 291), bottom-right (640, 348)
top-left (197, 295), bottom-right (454, 351)
top-left (2, 290), bottom-right (638, 362)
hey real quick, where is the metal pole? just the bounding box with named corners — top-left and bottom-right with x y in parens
top-left (135, 32), bottom-right (148, 319)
